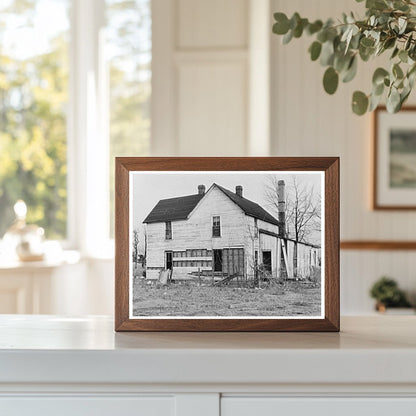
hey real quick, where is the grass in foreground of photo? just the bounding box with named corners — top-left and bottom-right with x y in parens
top-left (132, 278), bottom-right (321, 317)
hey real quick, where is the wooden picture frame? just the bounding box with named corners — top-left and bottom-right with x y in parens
top-left (373, 106), bottom-right (416, 210)
top-left (115, 157), bottom-right (339, 332)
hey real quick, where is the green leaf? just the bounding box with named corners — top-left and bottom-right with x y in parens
top-left (400, 87), bottom-right (411, 106)
top-left (398, 17), bottom-right (407, 34)
top-left (309, 41), bottom-right (322, 61)
top-left (387, 87), bottom-right (401, 113)
top-left (273, 13), bottom-right (290, 35)
top-left (334, 51), bottom-right (354, 73)
top-left (393, 0), bottom-right (410, 11)
top-left (320, 41), bottom-right (335, 66)
top-left (342, 56), bottom-right (357, 82)
top-left (405, 34), bottom-right (413, 51)
top-left (293, 17), bottom-right (308, 38)
top-left (369, 92), bottom-right (383, 111)
top-left (393, 63), bottom-right (404, 79)
top-left (399, 49), bottom-right (408, 63)
top-left (391, 47), bottom-right (399, 59)
top-left (290, 12), bottom-right (301, 30)
top-left (282, 29), bottom-right (293, 44)
top-left (366, 0), bottom-right (388, 10)
top-left (360, 37), bottom-right (375, 48)
top-left (317, 29), bottom-right (328, 43)
top-left (383, 37), bottom-right (396, 50)
top-left (372, 68), bottom-right (389, 86)
top-left (323, 67), bottom-right (339, 94)
top-left (307, 20), bottom-right (323, 35)
top-left (352, 91), bottom-right (369, 115)
top-left (374, 82), bottom-right (385, 96)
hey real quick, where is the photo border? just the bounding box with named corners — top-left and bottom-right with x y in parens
top-left (115, 157), bottom-right (339, 332)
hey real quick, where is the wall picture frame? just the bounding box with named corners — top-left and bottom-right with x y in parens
top-left (115, 157), bottom-right (339, 332)
top-left (373, 106), bottom-right (416, 210)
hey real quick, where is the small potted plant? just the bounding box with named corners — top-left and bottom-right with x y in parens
top-left (370, 276), bottom-right (413, 313)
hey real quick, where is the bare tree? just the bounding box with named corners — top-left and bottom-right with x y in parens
top-left (265, 175), bottom-right (321, 277)
top-left (132, 229), bottom-right (140, 264)
top-left (133, 226), bottom-right (147, 267)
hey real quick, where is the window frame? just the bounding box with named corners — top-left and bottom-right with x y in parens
top-left (212, 215), bottom-right (221, 238)
top-left (65, 0), bottom-right (110, 256)
top-left (165, 221), bottom-right (172, 240)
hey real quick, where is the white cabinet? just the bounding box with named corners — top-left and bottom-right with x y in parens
top-left (1, 397), bottom-right (175, 416)
top-left (1, 316), bottom-right (416, 416)
top-left (222, 398), bottom-right (416, 416)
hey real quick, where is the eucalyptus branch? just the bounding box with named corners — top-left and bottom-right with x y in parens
top-left (272, 0), bottom-right (416, 115)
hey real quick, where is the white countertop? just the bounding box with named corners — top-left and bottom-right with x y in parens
top-left (0, 315), bottom-right (415, 386)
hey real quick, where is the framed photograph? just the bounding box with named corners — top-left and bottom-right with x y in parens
top-left (374, 106), bottom-right (416, 209)
top-left (115, 157), bottom-right (339, 332)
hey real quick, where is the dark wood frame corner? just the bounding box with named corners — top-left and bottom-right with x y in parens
top-left (115, 157), bottom-right (340, 332)
top-left (373, 105), bottom-right (416, 211)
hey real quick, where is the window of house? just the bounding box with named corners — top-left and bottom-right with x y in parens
top-left (262, 251), bottom-right (272, 273)
top-left (212, 216), bottom-right (221, 237)
top-left (254, 218), bottom-right (258, 238)
top-left (165, 221), bottom-right (172, 240)
top-left (0, 0), bottom-right (151, 254)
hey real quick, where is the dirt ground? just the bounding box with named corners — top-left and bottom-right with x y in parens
top-left (132, 278), bottom-right (321, 317)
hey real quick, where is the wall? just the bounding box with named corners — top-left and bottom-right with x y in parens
top-left (271, 0), bottom-right (416, 313)
top-left (152, 0), bottom-right (270, 156)
top-left (39, 0), bottom-right (415, 316)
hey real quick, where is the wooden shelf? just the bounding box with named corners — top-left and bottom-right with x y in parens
top-left (341, 241), bottom-right (416, 250)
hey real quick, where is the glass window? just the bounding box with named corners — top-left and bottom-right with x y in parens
top-left (212, 215), bottom-right (221, 237)
top-left (165, 221), bottom-right (172, 240)
top-left (106, 0), bottom-right (151, 237)
top-left (0, 0), bottom-right (70, 239)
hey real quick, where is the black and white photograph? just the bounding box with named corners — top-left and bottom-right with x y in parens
top-left (129, 171), bottom-right (324, 318)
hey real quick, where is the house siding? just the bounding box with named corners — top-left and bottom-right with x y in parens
top-left (244, 216), bottom-right (280, 279)
top-left (144, 185), bottom-right (320, 281)
top-left (145, 187), bottom-right (247, 280)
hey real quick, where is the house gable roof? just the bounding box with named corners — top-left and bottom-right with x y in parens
top-left (214, 184), bottom-right (280, 226)
top-left (142, 194), bottom-right (204, 223)
top-left (143, 183), bottom-right (280, 227)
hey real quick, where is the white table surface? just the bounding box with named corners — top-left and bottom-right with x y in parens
top-left (0, 315), bottom-right (415, 386)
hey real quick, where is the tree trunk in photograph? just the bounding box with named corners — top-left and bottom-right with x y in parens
top-left (293, 241), bottom-right (298, 279)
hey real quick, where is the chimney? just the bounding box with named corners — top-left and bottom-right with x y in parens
top-left (277, 180), bottom-right (286, 237)
top-left (235, 185), bottom-right (243, 197)
top-left (198, 184), bottom-right (205, 195)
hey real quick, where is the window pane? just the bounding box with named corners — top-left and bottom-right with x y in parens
top-left (106, 0), bottom-right (151, 237)
top-left (0, 0), bottom-right (70, 239)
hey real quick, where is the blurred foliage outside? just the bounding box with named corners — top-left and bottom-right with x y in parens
top-left (0, 0), bottom-right (69, 238)
top-left (107, 0), bottom-right (151, 237)
top-left (0, 0), bottom-right (151, 240)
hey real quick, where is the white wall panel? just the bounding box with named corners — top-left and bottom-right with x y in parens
top-left (177, 61), bottom-right (247, 156)
top-left (271, 0), bottom-right (416, 314)
top-left (177, 0), bottom-right (248, 49)
top-left (152, 0), bottom-right (249, 156)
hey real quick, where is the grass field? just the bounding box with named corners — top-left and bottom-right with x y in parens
top-left (132, 278), bottom-right (321, 317)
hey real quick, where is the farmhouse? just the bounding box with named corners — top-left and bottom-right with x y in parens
top-left (143, 182), bottom-right (320, 282)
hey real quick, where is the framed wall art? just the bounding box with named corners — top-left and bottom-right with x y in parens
top-left (374, 106), bottom-right (416, 210)
top-left (115, 157), bottom-right (339, 332)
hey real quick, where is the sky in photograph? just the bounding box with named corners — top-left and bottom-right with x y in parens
top-left (132, 171), bottom-right (322, 232)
